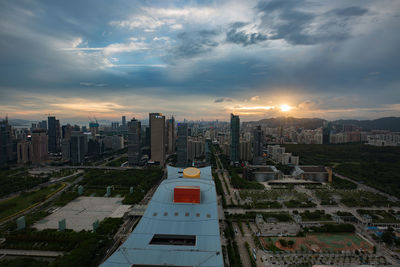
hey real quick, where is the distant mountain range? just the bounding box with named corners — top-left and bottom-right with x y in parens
top-left (256, 117), bottom-right (326, 129)
top-left (333, 117), bottom-right (400, 132)
top-left (254, 116), bottom-right (400, 131)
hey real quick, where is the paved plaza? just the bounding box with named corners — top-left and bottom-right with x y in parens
top-left (34, 196), bottom-right (130, 231)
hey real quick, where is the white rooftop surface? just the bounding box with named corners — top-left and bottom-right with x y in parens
top-left (34, 196), bottom-right (130, 231)
top-left (102, 166), bottom-right (223, 267)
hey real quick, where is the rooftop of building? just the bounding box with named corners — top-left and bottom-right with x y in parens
top-left (298, 166), bottom-right (328, 173)
top-left (101, 165), bottom-right (223, 267)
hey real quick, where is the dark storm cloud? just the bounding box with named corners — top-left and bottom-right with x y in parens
top-left (171, 30), bottom-right (219, 58)
top-left (0, 0), bottom-right (399, 120)
top-left (255, 0), bottom-right (369, 45)
top-left (226, 28), bottom-right (268, 46)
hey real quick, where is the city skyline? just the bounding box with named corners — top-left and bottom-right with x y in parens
top-left (1, 0), bottom-right (400, 121)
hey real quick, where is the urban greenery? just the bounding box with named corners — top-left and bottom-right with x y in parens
top-left (0, 169), bottom-right (49, 198)
top-left (0, 183), bottom-right (62, 221)
top-left (284, 143), bottom-right (400, 196)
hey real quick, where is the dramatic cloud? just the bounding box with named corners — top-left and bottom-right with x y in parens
top-left (0, 0), bottom-right (399, 122)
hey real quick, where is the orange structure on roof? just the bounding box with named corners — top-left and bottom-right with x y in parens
top-left (174, 186), bottom-right (200, 204)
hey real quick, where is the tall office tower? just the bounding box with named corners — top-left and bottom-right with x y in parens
top-left (166, 116), bottom-right (175, 154)
top-left (145, 126), bottom-right (150, 146)
top-left (56, 119), bottom-right (61, 150)
top-left (62, 124), bottom-right (72, 140)
top-left (48, 116), bottom-right (57, 153)
top-left (149, 113), bottom-right (165, 165)
top-left (252, 125), bottom-right (264, 160)
top-left (70, 131), bottom-right (85, 165)
top-left (128, 118), bottom-right (141, 165)
top-left (31, 129), bottom-right (48, 164)
top-left (230, 114), bottom-right (240, 163)
top-left (0, 118), bottom-right (14, 166)
top-left (61, 139), bottom-right (70, 161)
top-left (121, 116), bottom-right (126, 131)
top-left (176, 123), bottom-right (188, 167)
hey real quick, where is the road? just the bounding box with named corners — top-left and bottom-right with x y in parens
top-left (0, 175), bottom-right (83, 226)
top-left (215, 154), bottom-right (238, 205)
top-left (0, 249), bottom-right (64, 257)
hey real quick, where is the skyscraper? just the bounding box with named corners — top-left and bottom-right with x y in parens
top-left (56, 119), bottom-right (61, 151)
top-left (176, 123), bottom-right (188, 167)
top-left (230, 113), bottom-right (240, 163)
top-left (48, 116), bottom-right (57, 153)
top-left (149, 113), bottom-right (165, 165)
top-left (70, 131), bottom-right (85, 165)
top-left (166, 116), bottom-right (175, 154)
top-left (121, 115), bottom-right (127, 132)
top-left (31, 129), bottom-right (48, 164)
top-left (252, 125), bottom-right (264, 163)
top-left (0, 118), bottom-right (13, 166)
top-left (128, 118), bottom-right (141, 165)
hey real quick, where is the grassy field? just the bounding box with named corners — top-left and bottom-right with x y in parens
top-left (0, 183), bottom-right (63, 221)
top-left (262, 233), bottom-right (372, 252)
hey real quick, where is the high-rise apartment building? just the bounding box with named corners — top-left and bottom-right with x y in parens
top-left (166, 116), bottom-right (175, 154)
top-left (128, 118), bottom-right (141, 165)
top-left (230, 113), bottom-right (240, 163)
top-left (31, 129), bottom-right (48, 164)
top-left (176, 123), bottom-right (188, 167)
top-left (17, 140), bottom-right (32, 164)
top-left (150, 113), bottom-right (165, 165)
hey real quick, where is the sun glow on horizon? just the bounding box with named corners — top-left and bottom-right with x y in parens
top-left (280, 104), bottom-right (292, 112)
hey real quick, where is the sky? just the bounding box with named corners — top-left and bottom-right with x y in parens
top-left (0, 0), bottom-right (399, 123)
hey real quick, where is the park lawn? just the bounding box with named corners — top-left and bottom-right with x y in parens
top-left (0, 183), bottom-right (62, 221)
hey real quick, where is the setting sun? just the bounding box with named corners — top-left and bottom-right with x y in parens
top-left (280, 104), bottom-right (292, 112)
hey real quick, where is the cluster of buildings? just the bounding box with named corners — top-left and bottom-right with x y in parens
top-left (213, 114), bottom-right (264, 164)
top-left (267, 145), bottom-right (299, 165)
top-left (0, 116), bottom-right (126, 166)
top-left (127, 114), bottom-right (208, 167)
top-left (1, 113), bottom-right (211, 167)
